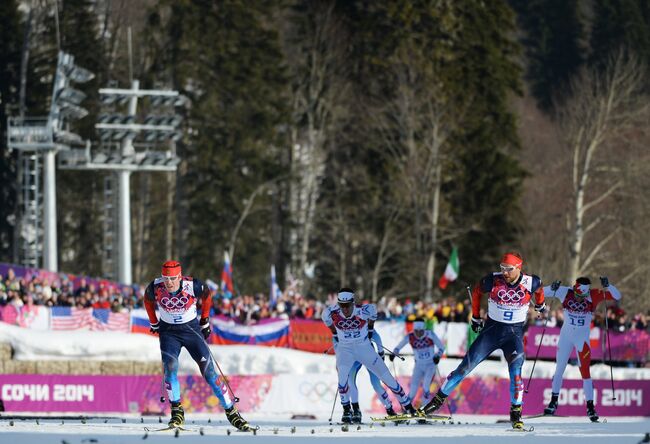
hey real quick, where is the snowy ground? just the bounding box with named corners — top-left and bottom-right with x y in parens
top-left (1, 413), bottom-right (648, 444)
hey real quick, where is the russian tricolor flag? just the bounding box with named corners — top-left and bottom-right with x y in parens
top-left (130, 308), bottom-right (155, 335)
top-left (211, 316), bottom-right (289, 347)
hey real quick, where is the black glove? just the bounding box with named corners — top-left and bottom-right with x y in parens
top-left (389, 353), bottom-right (396, 362)
top-left (600, 276), bottom-right (609, 288)
top-left (433, 355), bottom-right (441, 365)
top-left (333, 334), bottom-right (339, 344)
top-left (368, 329), bottom-right (374, 339)
top-left (550, 280), bottom-right (561, 292)
top-left (534, 302), bottom-right (547, 314)
top-left (150, 321), bottom-right (160, 335)
top-left (200, 317), bottom-right (211, 340)
top-left (470, 317), bottom-right (483, 333)
top-left (378, 350), bottom-right (385, 361)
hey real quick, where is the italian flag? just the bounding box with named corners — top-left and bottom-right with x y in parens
top-left (438, 247), bottom-right (459, 290)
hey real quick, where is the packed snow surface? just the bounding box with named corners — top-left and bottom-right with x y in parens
top-left (0, 413), bottom-right (648, 443)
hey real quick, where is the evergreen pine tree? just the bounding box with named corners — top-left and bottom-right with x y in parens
top-left (54, 0), bottom-right (107, 275)
top-left (446, 2), bottom-right (527, 279)
top-left (590, 0), bottom-right (650, 66)
top-left (0, 0), bottom-right (23, 260)
top-left (509, 0), bottom-right (585, 110)
top-left (317, 1), bottom-right (527, 293)
top-left (145, 1), bottom-right (290, 286)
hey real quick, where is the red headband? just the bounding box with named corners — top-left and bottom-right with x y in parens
top-left (501, 253), bottom-right (523, 269)
top-left (162, 260), bottom-right (182, 276)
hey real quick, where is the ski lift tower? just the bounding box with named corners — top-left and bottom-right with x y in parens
top-left (7, 51), bottom-right (94, 271)
top-left (58, 80), bottom-right (184, 284)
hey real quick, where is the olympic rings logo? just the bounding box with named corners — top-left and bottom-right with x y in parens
top-left (412, 338), bottom-right (432, 349)
top-left (496, 289), bottom-right (525, 303)
top-left (299, 381), bottom-right (336, 402)
top-left (336, 318), bottom-right (362, 330)
top-left (160, 295), bottom-right (190, 311)
top-left (566, 299), bottom-right (589, 312)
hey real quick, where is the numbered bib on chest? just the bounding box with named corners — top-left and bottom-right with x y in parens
top-left (410, 334), bottom-right (434, 360)
top-left (487, 274), bottom-right (534, 323)
top-left (331, 310), bottom-right (368, 343)
top-left (154, 279), bottom-right (198, 324)
top-left (563, 293), bottom-right (593, 328)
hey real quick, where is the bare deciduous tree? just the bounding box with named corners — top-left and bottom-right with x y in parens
top-left (282, 2), bottom-right (351, 288)
top-left (372, 44), bottom-right (466, 300)
top-left (558, 51), bottom-right (648, 280)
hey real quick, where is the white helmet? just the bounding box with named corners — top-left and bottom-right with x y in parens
top-left (337, 288), bottom-right (355, 304)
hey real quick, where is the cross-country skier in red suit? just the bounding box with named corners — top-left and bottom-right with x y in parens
top-left (419, 252), bottom-right (546, 430)
top-left (145, 260), bottom-right (251, 430)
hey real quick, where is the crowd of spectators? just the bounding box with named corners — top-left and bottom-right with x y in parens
top-left (0, 267), bottom-right (649, 334)
top-left (0, 268), bottom-right (140, 315)
top-left (210, 290), bottom-right (473, 324)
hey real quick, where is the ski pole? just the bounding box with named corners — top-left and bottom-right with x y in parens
top-left (391, 356), bottom-right (398, 377)
top-left (435, 367), bottom-right (452, 418)
top-left (205, 343), bottom-right (240, 403)
top-left (323, 345), bottom-right (334, 354)
top-left (601, 281), bottom-right (616, 400)
top-left (159, 361), bottom-right (166, 403)
top-left (382, 345), bottom-right (405, 361)
top-left (327, 387), bottom-right (339, 423)
top-left (193, 327), bottom-right (241, 403)
top-left (524, 282), bottom-right (559, 393)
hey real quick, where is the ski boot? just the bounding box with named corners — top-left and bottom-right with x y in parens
top-left (417, 395), bottom-right (431, 423)
top-left (225, 405), bottom-right (252, 431)
top-left (419, 390), bottom-right (447, 415)
top-left (351, 402), bottom-right (362, 424)
top-left (510, 404), bottom-right (524, 430)
top-left (394, 402), bottom-right (418, 424)
top-left (386, 406), bottom-right (397, 417)
top-left (403, 402), bottom-right (418, 416)
top-left (341, 403), bottom-right (353, 424)
top-left (586, 400), bottom-right (599, 422)
top-left (544, 393), bottom-right (559, 415)
top-left (168, 403), bottom-right (185, 428)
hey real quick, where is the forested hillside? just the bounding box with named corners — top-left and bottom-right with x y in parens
top-left (0, 0), bottom-right (648, 311)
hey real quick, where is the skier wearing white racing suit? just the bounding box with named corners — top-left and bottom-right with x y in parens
top-left (391, 319), bottom-right (445, 406)
top-left (346, 331), bottom-right (398, 423)
top-left (542, 276), bottom-right (621, 422)
top-left (322, 287), bottom-right (416, 423)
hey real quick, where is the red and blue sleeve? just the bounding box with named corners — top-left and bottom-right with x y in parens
top-left (194, 279), bottom-right (212, 319)
top-left (144, 282), bottom-right (159, 324)
top-left (531, 275), bottom-right (545, 305)
top-left (471, 274), bottom-right (494, 318)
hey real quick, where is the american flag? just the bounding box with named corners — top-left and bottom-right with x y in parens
top-left (50, 307), bottom-right (130, 332)
top-left (91, 308), bottom-right (131, 332)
